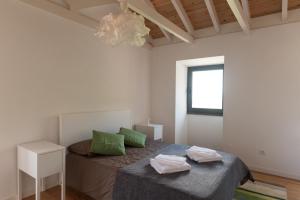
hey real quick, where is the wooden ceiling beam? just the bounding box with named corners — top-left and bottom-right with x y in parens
top-left (144, 0), bottom-right (172, 41)
top-left (64, 0), bottom-right (116, 11)
top-left (204, 0), bottom-right (220, 33)
top-left (282, 0), bottom-right (288, 22)
top-left (21, 0), bottom-right (192, 43)
top-left (128, 0), bottom-right (193, 43)
top-left (170, 0), bottom-right (194, 34)
top-left (241, 0), bottom-right (250, 19)
top-left (226, 0), bottom-right (250, 33)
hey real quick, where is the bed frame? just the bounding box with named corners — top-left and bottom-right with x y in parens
top-left (59, 110), bottom-right (132, 147)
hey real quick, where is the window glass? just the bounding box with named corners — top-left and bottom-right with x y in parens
top-left (192, 70), bottom-right (223, 109)
top-left (187, 65), bottom-right (224, 116)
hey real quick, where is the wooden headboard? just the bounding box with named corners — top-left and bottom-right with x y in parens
top-left (59, 110), bottom-right (132, 147)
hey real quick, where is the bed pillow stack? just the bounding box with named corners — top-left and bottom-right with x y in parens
top-left (90, 128), bottom-right (147, 156)
top-left (119, 128), bottom-right (147, 148)
top-left (91, 130), bottom-right (126, 156)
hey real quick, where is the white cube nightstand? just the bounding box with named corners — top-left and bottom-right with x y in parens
top-left (17, 141), bottom-right (66, 200)
top-left (135, 123), bottom-right (164, 141)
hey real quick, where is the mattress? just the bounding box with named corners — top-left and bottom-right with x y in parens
top-left (66, 139), bottom-right (169, 200)
top-left (67, 140), bottom-right (253, 200)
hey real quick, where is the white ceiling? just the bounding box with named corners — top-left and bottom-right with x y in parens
top-left (80, 3), bottom-right (119, 21)
top-left (49, 0), bottom-right (119, 21)
top-left (49, 0), bottom-right (120, 21)
top-left (48, 0), bottom-right (69, 8)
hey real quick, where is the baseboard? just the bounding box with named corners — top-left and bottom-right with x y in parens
top-left (4, 177), bottom-right (60, 200)
top-left (250, 165), bottom-right (300, 181)
top-left (3, 185), bottom-right (59, 200)
top-left (2, 195), bottom-right (16, 200)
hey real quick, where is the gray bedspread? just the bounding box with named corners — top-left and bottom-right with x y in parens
top-left (113, 144), bottom-right (253, 200)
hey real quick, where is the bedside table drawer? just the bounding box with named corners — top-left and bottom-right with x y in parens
top-left (38, 150), bottom-right (63, 178)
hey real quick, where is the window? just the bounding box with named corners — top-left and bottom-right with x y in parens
top-left (187, 64), bottom-right (224, 116)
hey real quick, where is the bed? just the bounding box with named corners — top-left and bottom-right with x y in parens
top-left (59, 110), bottom-right (253, 200)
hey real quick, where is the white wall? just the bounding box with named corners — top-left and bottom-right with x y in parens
top-left (175, 63), bottom-right (188, 144)
top-left (0, 1), bottom-right (151, 199)
top-left (187, 115), bottom-right (223, 149)
top-left (151, 22), bottom-right (300, 179)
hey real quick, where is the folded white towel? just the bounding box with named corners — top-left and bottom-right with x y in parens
top-left (155, 154), bottom-right (187, 167)
top-left (150, 158), bottom-right (191, 174)
top-left (187, 151), bottom-right (222, 163)
top-left (188, 146), bottom-right (217, 155)
top-left (186, 146), bottom-right (223, 163)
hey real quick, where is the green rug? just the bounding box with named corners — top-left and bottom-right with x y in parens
top-left (234, 181), bottom-right (287, 200)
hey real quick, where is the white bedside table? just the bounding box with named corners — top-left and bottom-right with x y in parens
top-left (17, 141), bottom-right (66, 200)
top-left (135, 123), bottom-right (164, 141)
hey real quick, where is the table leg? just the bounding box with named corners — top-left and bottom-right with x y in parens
top-left (17, 170), bottom-right (22, 200)
top-left (35, 178), bottom-right (40, 200)
top-left (61, 172), bottom-right (65, 200)
top-left (41, 178), bottom-right (45, 192)
top-left (61, 149), bottom-right (66, 200)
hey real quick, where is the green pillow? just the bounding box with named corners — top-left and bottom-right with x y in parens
top-left (90, 130), bottom-right (125, 156)
top-left (119, 128), bottom-right (147, 148)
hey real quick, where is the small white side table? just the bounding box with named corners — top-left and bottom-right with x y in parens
top-left (135, 123), bottom-right (164, 141)
top-left (17, 141), bottom-right (66, 200)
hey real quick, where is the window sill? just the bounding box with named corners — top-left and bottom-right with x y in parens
top-left (187, 113), bottom-right (223, 117)
top-left (187, 108), bottom-right (223, 116)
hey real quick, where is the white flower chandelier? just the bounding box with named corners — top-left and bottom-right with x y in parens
top-left (95, 0), bottom-right (150, 47)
